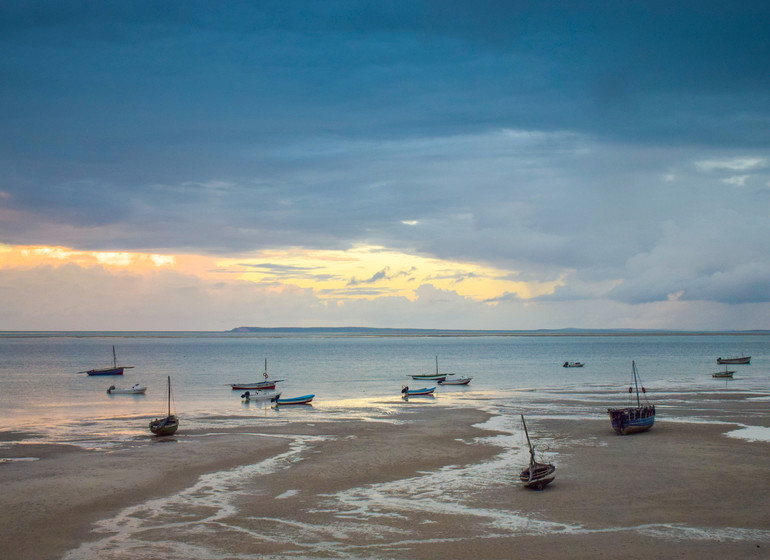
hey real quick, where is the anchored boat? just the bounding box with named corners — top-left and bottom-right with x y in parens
top-left (149, 376), bottom-right (179, 436)
top-left (230, 358), bottom-right (285, 390)
top-left (607, 360), bottom-right (655, 435)
top-left (82, 345), bottom-right (134, 376)
top-left (519, 415), bottom-right (556, 490)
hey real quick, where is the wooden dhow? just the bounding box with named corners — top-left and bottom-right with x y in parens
top-left (607, 360), bottom-right (655, 435)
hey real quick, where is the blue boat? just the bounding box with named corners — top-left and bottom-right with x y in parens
top-left (401, 386), bottom-right (436, 396)
top-left (275, 394), bottom-right (314, 405)
top-left (608, 361), bottom-right (655, 435)
top-left (81, 346), bottom-right (133, 376)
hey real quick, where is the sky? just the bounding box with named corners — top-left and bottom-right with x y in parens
top-left (1, 1), bottom-right (770, 331)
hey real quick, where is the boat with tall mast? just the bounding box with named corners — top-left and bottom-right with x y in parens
top-left (82, 345), bottom-right (134, 376)
top-left (519, 414), bottom-right (556, 490)
top-left (149, 376), bottom-right (179, 436)
top-left (607, 360), bottom-right (655, 435)
top-left (410, 356), bottom-right (454, 381)
top-left (229, 358), bottom-right (284, 390)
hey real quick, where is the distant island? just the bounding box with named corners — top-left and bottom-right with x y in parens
top-left (228, 327), bottom-right (770, 336)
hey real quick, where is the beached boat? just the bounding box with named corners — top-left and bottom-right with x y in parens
top-left (107, 383), bottom-right (146, 394)
top-left (275, 394), bottom-right (314, 405)
top-left (562, 361), bottom-right (584, 368)
top-left (240, 389), bottom-right (281, 403)
top-left (438, 376), bottom-right (472, 385)
top-left (149, 376), bottom-right (179, 436)
top-left (410, 356), bottom-right (454, 381)
top-left (81, 345), bottom-right (134, 376)
top-left (607, 360), bottom-right (655, 435)
top-left (401, 386), bottom-right (436, 396)
top-left (229, 358), bottom-right (285, 390)
top-left (519, 414), bottom-right (556, 490)
top-left (717, 355), bottom-right (750, 365)
top-left (712, 366), bottom-right (735, 379)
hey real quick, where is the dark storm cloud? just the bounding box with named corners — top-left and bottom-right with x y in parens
top-left (2, 1), bottom-right (770, 315)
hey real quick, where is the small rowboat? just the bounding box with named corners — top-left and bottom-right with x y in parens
top-left (438, 376), bottom-right (472, 385)
top-left (241, 390), bottom-right (281, 403)
top-left (275, 394), bottom-right (314, 405)
top-left (401, 386), bottom-right (436, 396)
top-left (107, 383), bottom-right (146, 394)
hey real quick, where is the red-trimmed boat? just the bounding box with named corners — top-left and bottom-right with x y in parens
top-left (230, 358), bottom-right (284, 390)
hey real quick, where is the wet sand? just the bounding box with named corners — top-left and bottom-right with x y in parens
top-left (1, 401), bottom-right (769, 559)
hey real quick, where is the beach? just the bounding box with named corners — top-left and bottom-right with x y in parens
top-left (2, 393), bottom-right (769, 560)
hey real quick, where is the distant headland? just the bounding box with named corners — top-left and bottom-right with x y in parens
top-left (228, 327), bottom-right (770, 336)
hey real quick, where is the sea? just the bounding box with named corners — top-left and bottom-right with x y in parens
top-left (1, 330), bottom-right (769, 448)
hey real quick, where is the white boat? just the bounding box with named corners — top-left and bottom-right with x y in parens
top-left (240, 389), bottom-right (281, 403)
top-left (438, 376), bottom-right (472, 385)
top-left (107, 383), bottom-right (146, 394)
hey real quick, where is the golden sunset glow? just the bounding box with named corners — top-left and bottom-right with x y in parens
top-left (0, 243), bottom-right (562, 303)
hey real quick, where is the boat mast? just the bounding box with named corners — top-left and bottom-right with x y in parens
top-left (521, 414), bottom-right (535, 466)
top-left (632, 360), bottom-right (641, 407)
top-left (167, 376), bottom-right (171, 416)
top-left (112, 345), bottom-right (117, 368)
top-left (435, 355), bottom-right (438, 375)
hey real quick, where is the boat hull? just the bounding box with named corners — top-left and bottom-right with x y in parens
top-left (107, 385), bottom-right (146, 394)
top-left (275, 394), bottom-right (314, 405)
top-left (402, 386), bottom-right (436, 396)
top-left (520, 463), bottom-right (556, 490)
top-left (712, 372), bottom-right (734, 378)
top-left (87, 367), bottom-right (124, 376)
top-left (241, 390), bottom-right (281, 402)
top-left (230, 381), bottom-right (279, 390)
top-left (149, 415), bottom-right (179, 436)
top-left (608, 406), bottom-right (655, 435)
top-left (438, 377), bottom-right (472, 385)
top-left (410, 374), bottom-right (447, 381)
top-left (717, 356), bottom-right (750, 364)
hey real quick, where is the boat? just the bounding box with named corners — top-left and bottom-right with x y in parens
top-left (438, 376), bottom-right (472, 385)
top-left (563, 361), bottom-right (584, 368)
top-left (607, 360), bottom-right (655, 435)
top-left (275, 394), bottom-right (314, 405)
top-left (229, 358), bottom-right (285, 390)
top-left (410, 356), bottom-right (454, 381)
top-left (149, 376), bottom-right (179, 435)
top-left (519, 414), bottom-right (556, 490)
top-left (81, 345), bottom-right (134, 376)
top-left (401, 386), bottom-right (436, 396)
top-left (717, 355), bottom-right (751, 365)
top-left (240, 389), bottom-right (281, 403)
top-left (712, 366), bottom-right (735, 379)
top-left (107, 383), bottom-right (146, 394)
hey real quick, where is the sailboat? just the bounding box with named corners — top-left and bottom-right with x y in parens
top-left (229, 358), bottom-right (285, 390)
top-left (519, 414), bottom-right (556, 490)
top-left (607, 360), bottom-right (655, 435)
top-left (82, 345), bottom-right (134, 376)
top-left (410, 356), bottom-right (455, 381)
top-left (149, 376), bottom-right (179, 436)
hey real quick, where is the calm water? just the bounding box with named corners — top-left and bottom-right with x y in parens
top-left (1, 332), bottom-right (768, 447)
